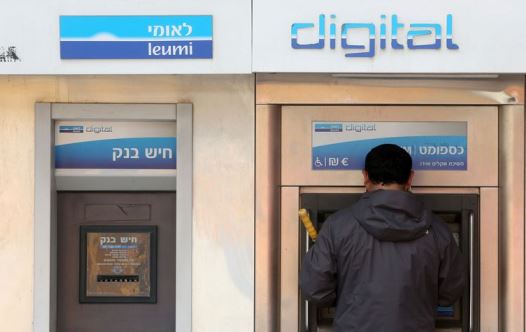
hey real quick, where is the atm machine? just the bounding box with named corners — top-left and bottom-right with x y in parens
top-left (255, 88), bottom-right (514, 332)
top-left (34, 103), bottom-right (193, 332)
top-left (299, 192), bottom-right (477, 331)
top-left (276, 105), bottom-right (496, 332)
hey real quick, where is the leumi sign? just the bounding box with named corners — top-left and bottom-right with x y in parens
top-left (60, 16), bottom-right (213, 59)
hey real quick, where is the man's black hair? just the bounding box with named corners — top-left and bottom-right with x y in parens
top-left (364, 144), bottom-right (413, 185)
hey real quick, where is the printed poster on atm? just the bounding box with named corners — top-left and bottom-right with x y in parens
top-left (312, 121), bottom-right (467, 171)
top-left (55, 121), bottom-right (176, 169)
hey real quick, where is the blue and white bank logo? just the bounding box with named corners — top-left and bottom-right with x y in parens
top-left (291, 14), bottom-right (459, 58)
top-left (59, 125), bottom-right (84, 133)
top-left (60, 16), bottom-right (213, 59)
top-left (314, 123), bottom-right (343, 132)
top-left (58, 125), bottom-right (113, 133)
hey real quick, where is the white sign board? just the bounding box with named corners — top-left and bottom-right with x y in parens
top-left (0, 0), bottom-right (251, 74)
top-left (253, 0), bottom-right (526, 73)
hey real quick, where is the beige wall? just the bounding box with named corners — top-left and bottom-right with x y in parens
top-left (0, 75), bottom-right (255, 332)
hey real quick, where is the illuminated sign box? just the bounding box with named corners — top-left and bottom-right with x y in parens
top-left (54, 120), bottom-right (177, 170)
top-left (312, 121), bottom-right (467, 170)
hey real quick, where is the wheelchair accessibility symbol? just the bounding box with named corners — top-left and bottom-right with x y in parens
top-left (313, 156), bottom-right (351, 169)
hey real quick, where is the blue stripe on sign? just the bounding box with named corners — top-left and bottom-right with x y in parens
top-left (60, 16), bottom-right (213, 39)
top-left (60, 40), bottom-right (213, 59)
top-left (55, 137), bottom-right (177, 169)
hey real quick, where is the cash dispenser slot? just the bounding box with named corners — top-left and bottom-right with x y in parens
top-left (300, 193), bottom-right (478, 332)
top-left (97, 275), bottom-right (140, 283)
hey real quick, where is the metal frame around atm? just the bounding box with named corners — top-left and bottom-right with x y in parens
top-left (33, 103), bottom-right (193, 332)
top-left (294, 188), bottom-right (481, 332)
top-left (255, 74), bottom-right (523, 332)
top-left (280, 187), bottom-right (494, 332)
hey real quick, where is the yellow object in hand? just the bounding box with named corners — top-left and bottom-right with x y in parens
top-left (299, 208), bottom-right (318, 241)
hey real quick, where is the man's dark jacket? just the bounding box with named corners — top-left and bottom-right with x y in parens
top-left (300, 190), bottom-right (465, 332)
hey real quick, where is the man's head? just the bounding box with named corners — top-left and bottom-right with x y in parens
top-left (362, 144), bottom-right (414, 192)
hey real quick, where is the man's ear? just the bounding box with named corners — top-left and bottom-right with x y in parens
top-left (362, 170), bottom-right (371, 190)
top-left (362, 170), bottom-right (369, 182)
top-left (406, 170), bottom-right (415, 190)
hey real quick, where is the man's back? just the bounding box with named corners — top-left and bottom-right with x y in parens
top-left (300, 189), bottom-right (465, 332)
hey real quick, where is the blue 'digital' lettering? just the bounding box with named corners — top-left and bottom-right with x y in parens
top-left (341, 23), bottom-right (375, 58)
top-left (291, 15), bottom-right (325, 49)
top-left (291, 14), bottom-right (459, 58)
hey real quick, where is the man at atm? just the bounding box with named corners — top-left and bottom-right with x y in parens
top-left (300, 144), bottom-right (465, 332)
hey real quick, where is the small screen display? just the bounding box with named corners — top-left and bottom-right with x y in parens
top-left (79, 225), bottom-right (157, 303)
